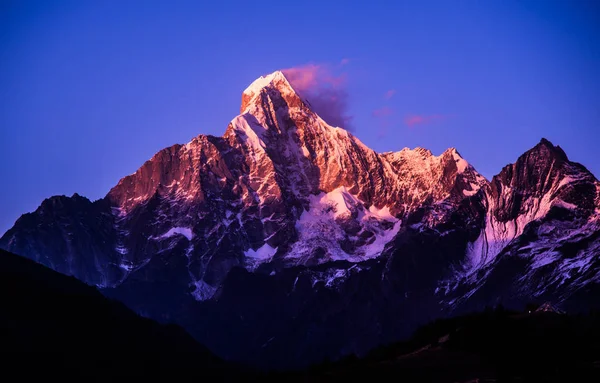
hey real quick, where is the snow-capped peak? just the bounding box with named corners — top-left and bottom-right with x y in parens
top-left (243, 71), bottom-right (289, 95)
top-left (240, 70), bottom-right (298, 113)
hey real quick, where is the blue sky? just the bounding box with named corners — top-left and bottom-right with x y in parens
top-left (1, 0), bottom-right (599, 234)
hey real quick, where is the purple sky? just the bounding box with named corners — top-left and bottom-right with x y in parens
top-left (1, 0), bottom-right (599, 235)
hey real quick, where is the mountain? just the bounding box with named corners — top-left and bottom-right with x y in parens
top-left (443, 139), bottom-right (600, 311)
top-left (2, 70), bottom-right (599, 368)
top-left (0, 248), bottom-right (241, 380)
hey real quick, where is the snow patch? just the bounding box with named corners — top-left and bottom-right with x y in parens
top-left (304, 265), bottom-right (364, 289)
top-left (363, 220), bottom-right (402, 256)
top-left (287, 187), bottom-right (401, 263)
top-left (530, 251), bottom-right (561, 269)
top-left (368, 205), bottom-right (396, 221)
top-left (458, 181), bottom-right (557, 282)
top-left (243, 71), bottom-right (288, 98)
top-left (310, 186), bottom-right (360, 219)
top-left (115, 245), bottom-right (128, 255)
top-left (119, 261), bottom-right (134, 271)
top-left (452, 150), bottom-right (469, 173)
top-left (326, 269), bottom-right (348, 287)
top-left (463, 183), bottom-right (481, 197)
top-left (557, 174), bottom-right (587, 189)
top-left (231, 115), bottom-right (267, 151)
top-left (553, 200), bottom-right (577, 210)
top-left (244, 243), bottom-right (278, 271)
top-left (245, 243), bottom-right (278, 260)
top-left (159, 227), bottom-right (193, 241)
top-left (191, 279), bottom-right (217, 301)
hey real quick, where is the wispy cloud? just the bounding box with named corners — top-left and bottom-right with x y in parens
top-left (383, 89), bottom-right (396, 100)
top-left (404, 114), bottom-right (448, 127)
top-left (283, 63), bottom-right (352, 130)
top-left (372, 106), bottom-right (394, 118)
top-left (340, 58), bottom-right (351, 66)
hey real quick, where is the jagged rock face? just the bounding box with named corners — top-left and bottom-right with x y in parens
top-left (489, 139), bottom-right (596, 223)
top-left (1, 70), bottom-right (600, 368)
top-left (442, 139), bottom-right (600, 310)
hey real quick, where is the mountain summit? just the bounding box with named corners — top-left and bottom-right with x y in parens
top-left (240, 70), bottom-right (299, 112)
top-left (2, 71), bottom-right (599, 368)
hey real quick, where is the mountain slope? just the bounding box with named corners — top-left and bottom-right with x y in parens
top-left (1, 70), bottom-right (599, 368)
top-left (0, 248), bottom-right (241, 379)
top-left (442, 139), bottom-right (600, 310)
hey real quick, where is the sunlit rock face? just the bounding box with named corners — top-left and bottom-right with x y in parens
top-left (2, 70), bottom-right (599, 369)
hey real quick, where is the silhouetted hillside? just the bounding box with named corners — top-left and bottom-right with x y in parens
top-left (3, 246), bottom-right (600, 382)
top-left (0, 248), bottom-right (244, 381)
top-left (280, 308), bottom-right (600, 382)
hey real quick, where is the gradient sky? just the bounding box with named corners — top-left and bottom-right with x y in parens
top-left (1, 0), bottom-right (599, 235)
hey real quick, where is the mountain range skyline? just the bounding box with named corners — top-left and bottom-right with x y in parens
top-left (0, 67), bottom-right (597, 236)
top-left (2, 0), bottom-right (599, 236)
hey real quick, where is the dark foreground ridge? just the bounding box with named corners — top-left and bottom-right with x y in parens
top-left (3, 248), bottom-right (600, 382)
top-left (0, 248), bottom-right (247, 381)
top-left (285, 308), bottom-right (600, 382)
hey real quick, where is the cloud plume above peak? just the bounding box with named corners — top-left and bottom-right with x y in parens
top-left (283, 64), bottom-right (353, 130)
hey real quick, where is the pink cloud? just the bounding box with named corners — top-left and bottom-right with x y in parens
top-left (372, 106), bottom-right (394, 118)
top-left (282, 64), bottom-right (319, 90)
top-left (283, 64), bottom-right (353, 130)
top-left (404, 114), bottom-right (447, 127)
top-left (340, 58), bottom-right (351, 66)
top-left (383, 89), bottom-right (396, 100)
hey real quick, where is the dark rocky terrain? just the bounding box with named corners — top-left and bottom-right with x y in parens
top-left (0, 248), bottom-right (239, 380)
top-left (284, 307), bottom-right (600, 383)
top-left (2, 248), bottom-right (600, 382)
